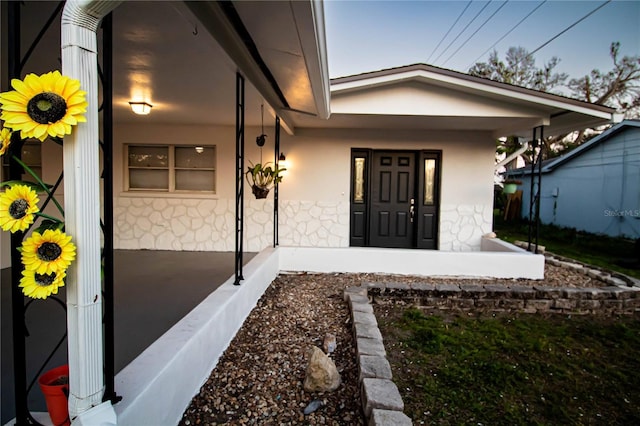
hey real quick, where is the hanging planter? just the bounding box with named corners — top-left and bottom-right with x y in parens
top-left (38, 364), bottom-right (70, 426)
top-left (251, 184), bottom-right (271, 199)
top-left (502, 179), bottom-right (521, 194)
top-left (245, 161), bottom-right (285, 199)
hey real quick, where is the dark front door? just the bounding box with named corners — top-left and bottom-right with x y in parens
top-left (370, 151), bottom-right (415, 248)
top-left (350, 149), bottom-right (440, 249)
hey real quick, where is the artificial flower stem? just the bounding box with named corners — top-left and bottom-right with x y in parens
top-left (34, 211), bottom-right (63, 223)
top-left (12, 155), bottom-right (65, 217)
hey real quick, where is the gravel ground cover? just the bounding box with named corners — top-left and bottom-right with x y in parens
top-left (180, 264), bottom-right (610, 425)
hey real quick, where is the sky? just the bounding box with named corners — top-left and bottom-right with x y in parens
top-left (324, 0), bottom-right (640, 83)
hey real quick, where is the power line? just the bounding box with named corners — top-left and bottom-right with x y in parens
top-left (432, 0), bottom-right (494, 65)
top-left (516, 0), bottom-right (612, 67)
top-left (465, 0), bottom-right (548, 70)
top-left (426, 1), bottom-right (473, 64)
top-left (441, 0), bottom-right (510, 67)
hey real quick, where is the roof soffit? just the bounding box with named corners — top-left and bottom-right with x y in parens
top-left (233, 1), bottom-right (316, 115)
top-left (188, 0), bottom-right (330, 132)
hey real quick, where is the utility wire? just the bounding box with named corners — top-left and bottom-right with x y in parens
top-left (465, 0), bottom-right (548, 70)
top-left (442, 0), bottom-right (510, 67)
top-left (516, 0), bottom-right (612, 67)
top-left (432, 0), bottom-right (493, 65)
top-left (426, 0), bottom-right (473, 64)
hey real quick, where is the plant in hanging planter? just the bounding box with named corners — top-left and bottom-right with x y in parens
top-left (0, 70), bottom-right (83, 300)
top-left (245, 161), bottom-right (285, 199)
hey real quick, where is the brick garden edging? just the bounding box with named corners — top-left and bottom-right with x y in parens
top-left (344, 273), bottom-right (640, 425)
top-left (366, 281), bottom-right (640, 315)
top-left (343, 287), bottom-right (412, 426)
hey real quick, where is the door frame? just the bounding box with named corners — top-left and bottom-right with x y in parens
top-left (349, 148), bottom-right (441, 249)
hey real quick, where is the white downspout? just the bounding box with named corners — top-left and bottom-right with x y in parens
top-left (61, 0), bottom-right (121, 421)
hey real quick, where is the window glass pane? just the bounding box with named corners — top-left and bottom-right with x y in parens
top-left (424, 159), bottom-right (436, 205)
top-left (175, 170), bottom-right (215, 191)
top-left (2, 143), bottom-right (42, 180)
top-left (21, 143), bottom-right (41, 165)
top-left (353, 157), bottom-right (365, 203)
top-left (129, 169), bottom-right (168, 190)
top-left (175, 146), bottom-right (215, 169)
top-left (128, 146), bottom-right (168, 168)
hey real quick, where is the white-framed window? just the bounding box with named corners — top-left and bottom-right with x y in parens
top-left (2, 141), bottom-right (42, 181)
top-left (125, 144), bottom-right (216, 193)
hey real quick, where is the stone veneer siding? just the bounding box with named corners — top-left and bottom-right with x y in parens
top-left (114, 197), bottom-right (350, 252)
top-left (439, 204), bottom-right (493, 251)
top-left (115, 198), bottom-right (491, 252)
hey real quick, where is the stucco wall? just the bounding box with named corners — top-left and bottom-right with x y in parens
top-left (113, 124), bottom-right (495, 252)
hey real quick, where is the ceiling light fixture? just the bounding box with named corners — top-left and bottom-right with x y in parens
top-left (129, 101), bottom-right (153, 115)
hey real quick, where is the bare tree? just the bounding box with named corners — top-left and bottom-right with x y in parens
top-left (470, 43), bottom-right (640, 161)
top-left (469, 46), bottom-right (568, 93)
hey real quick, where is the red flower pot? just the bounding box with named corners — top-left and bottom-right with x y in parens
top-left (38, 364), bottom-right (70, 426)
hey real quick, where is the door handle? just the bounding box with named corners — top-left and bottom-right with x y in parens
top-left (410, 198), bottom-right (415, 223)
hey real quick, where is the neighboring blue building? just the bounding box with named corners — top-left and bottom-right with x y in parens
top-left (507, 120), bottom-right (640, 239)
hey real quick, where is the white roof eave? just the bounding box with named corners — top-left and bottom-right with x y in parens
top-left (331, 68), bottom-right (616, 123)
top-left (290, 0), bottom-right (331, 120)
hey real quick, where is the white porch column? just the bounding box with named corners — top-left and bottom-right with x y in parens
top-left (61, 0), bottom-right (121, 418)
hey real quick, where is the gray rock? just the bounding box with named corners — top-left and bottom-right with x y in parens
top-left (303, 399), bottom-right (325, 415)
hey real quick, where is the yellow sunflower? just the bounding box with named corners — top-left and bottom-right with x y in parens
top-left (0, 127), bottom-right (11, 157)
top-left (0, 71), bottom-right (87, 142)
top-left (0, 184), bottom-right (40, 233)
top-left (21, 229), bottom-right (76, 275)
top-left (20, 268), bottom-right (66, 299)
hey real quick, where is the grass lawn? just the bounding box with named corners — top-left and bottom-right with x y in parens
top-left (493, 215), bottom-right (640, 279)
top-left (377, 307), bottom-right (640, 425)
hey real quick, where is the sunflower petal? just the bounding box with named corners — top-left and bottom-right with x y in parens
top-left (33, 124), bottom-right (48, 140)
top-left (54, 74), bottom-right (68, 95)
top-left (0, 91), bottom-right (29, 104)
top-left (49, 122), bottom-right (66, 137)
top-left (62, 114), bottom-right (78, 125)
top-left (1, 103), bottom-right (28, 112)
top-left (62, 79), bottom-right (82, 98)
top-left (11, 78), bottom-right (32, 97)
top-left (24, 73), bottom-right (44, 94)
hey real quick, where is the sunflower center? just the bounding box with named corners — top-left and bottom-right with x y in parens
top-left (37, 242), bottom-right (62, 262)
top-left (27, 92), bottom-right (67, 124)
top-left (9, 198), bottom-right (29, 219)
top-left (34, 272), bottom-right (57, 287)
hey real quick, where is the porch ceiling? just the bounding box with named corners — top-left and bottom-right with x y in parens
top-left (111, 0), bottom-right (329, 131)
top-left (14, 1), bottom-right (328, 131)
top-left (13, 0), bottom-right (328, 138)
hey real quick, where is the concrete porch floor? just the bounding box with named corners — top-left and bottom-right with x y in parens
top-left (1, 249), bottom-right (255, 424)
